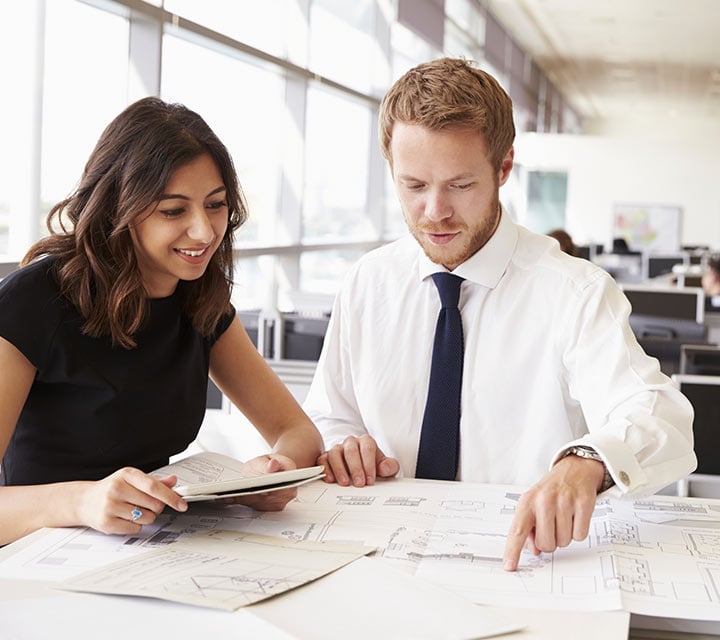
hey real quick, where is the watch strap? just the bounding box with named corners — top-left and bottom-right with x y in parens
top-left (563, 446), bottom-right (615, 493)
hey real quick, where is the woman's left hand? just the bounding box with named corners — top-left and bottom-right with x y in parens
top-left (216, 453), bottom-right (299, 511)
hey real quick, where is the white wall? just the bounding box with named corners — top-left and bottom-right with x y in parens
top-left (514, 115), bottom-right (720, 250)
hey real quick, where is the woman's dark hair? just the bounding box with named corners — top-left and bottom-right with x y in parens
top-left (708, 255), bottom-right (720, 277)
top-left (547, 229), bottom-right (577, 257)
top-left (22, 97), bottom-right (247, 349)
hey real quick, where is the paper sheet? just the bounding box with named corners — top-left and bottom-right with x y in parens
top-left (57, 530), bottom-right (374, 611)
top-left (151, 451), bottom-right (324, 501)
top-left (0, 591), bottom-right (296, 640)
top-left (4, 479), bottom-right (720, 623)
top-left (250, 556), bottom-right (525, 640)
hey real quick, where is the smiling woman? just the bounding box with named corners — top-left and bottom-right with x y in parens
top-left (0, 97), bottom-right (323, 546)
top-left (129, 154), bottom-right (230, 299)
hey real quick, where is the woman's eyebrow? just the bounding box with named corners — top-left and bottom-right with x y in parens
top-left (158, 185), bottom-right (226, 201)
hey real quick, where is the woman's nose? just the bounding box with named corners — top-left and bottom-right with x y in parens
top-left (187, 208), bottom-right (214, 242)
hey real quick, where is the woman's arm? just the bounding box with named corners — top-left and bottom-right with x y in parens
top-left (0, 337), bottom-right (188, 546)
top-left (209, 316), bottom-right (323, 469)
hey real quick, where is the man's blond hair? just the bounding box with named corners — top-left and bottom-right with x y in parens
top-left (379, 57), bottom-right (515, 172)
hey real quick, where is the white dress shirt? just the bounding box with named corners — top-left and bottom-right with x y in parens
top-left (303, 210), bottom-right (697, 495)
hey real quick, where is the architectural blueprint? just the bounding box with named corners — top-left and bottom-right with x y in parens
top-left (57, 531), bottom-right (374, 611)
top-left (3, 478), bottom-right (720, 621)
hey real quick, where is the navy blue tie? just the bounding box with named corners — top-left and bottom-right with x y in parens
top-left (416, 273), bottom-right (465, 481)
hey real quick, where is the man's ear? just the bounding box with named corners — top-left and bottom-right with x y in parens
top-left (497, 147), bottom-right (514, 187)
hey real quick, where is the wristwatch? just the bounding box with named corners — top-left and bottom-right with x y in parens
top-left (563, 446), bottom-right (615, 493)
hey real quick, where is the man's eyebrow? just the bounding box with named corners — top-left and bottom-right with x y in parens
top-left (395, 173), bottom-right (476, 182)
top-left (158, 185), bottom-right (226, 201)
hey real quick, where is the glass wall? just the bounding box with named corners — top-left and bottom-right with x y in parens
top-left (0, 0), bottom-right (580, 308)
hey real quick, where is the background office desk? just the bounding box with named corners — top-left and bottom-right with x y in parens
top-left (1, 478), bottom-right (718, 639)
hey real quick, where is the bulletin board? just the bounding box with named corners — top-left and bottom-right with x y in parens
top-left (612, 203), bottom-right (682, 253)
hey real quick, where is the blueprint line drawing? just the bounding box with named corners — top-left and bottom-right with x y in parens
top-left (4, 478), bottom-right (720, 620)
top-left (57, 531), bottom-right (375, 611)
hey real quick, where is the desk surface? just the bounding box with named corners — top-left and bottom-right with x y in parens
top-left (2, 478), bottom-right (720, 639)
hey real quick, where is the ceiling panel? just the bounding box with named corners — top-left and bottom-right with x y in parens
top-left (484, 0), bottom-right (720, 125)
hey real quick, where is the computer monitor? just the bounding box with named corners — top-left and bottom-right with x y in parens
top-left (0, 262), bottom-right (18, 279)
top-left (680, 344), bottom-right (720, 376)
top-left (282, 313), bottom-right (329, 361)
top-left (576, 244), bottom-right (605, 261)
top-left (644, 254), bottom-right (687, 280)
top-left (576, 245), bottom-right (591, 260)
top-left (236, 310), bottom-right (279, 357)
top-left (672, 374), bottom-right (720, 475)
top-left (621, 286), bottom-right (708, 375)
top-left (621, 285), bottom-right (705, 325)
top-left (678, 275), bottom-right (703, 288)
top-left (206, 379), bottom-right (224, 409)
top-left (237, 310), bottom-right (262, 347)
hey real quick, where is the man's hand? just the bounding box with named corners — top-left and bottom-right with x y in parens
top-left (317, 434), bottom-right (400, 487)
top-left (502, 454), bottom-right (605, 571)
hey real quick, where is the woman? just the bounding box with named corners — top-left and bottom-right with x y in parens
top-left (546, 228), bottom-right (578, 257)
top-left (702, 255), bottom-right (720, 297)
top-left (0, 97), bottom-right (323, 545)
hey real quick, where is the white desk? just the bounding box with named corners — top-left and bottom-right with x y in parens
top-left (1, 478), bottom-right (719, 639)
top-left (0, 562), bottom-right (631, 640)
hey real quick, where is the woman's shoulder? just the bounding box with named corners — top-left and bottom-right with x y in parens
top-left (0, 256), bottom-right (72, 335)
top-left (0, 257), bottom-right (77, 368)
top-left (0, 257), bottom-right (62, 305)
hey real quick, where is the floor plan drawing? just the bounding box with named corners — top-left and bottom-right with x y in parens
top-left (57, 531), bottom-right (375, 611)
top-left (3, 478), bottom-right (720, 621)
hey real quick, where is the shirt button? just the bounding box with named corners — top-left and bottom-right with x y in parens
top-left (619, 471), bottom-right (630, 485)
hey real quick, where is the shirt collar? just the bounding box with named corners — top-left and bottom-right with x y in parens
top-left (417, 206), bottom-right (518, 288)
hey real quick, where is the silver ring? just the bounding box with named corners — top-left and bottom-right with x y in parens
top-left (130, 507), bottom-right (142, 522)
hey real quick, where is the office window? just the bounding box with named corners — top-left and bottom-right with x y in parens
top-left (0, 2), bottom-right (41, 256)
top-left (303, 86), bottom-right (374, 241)
top-left (232, 256), bottom-right (266, 311)
top-left (161, 33), bottom-right (286, 245)
top-left (390, 20), bottom-right (440, 81)
top-left (41, 0), bottom-right (129, 230)
top-left (443, 19), bottom-right (481, 60)
top-left (445, 0), bottom-right (486, 37)
top-left (163, 0), bottom-right (307, 65)
top-left (0, 0), bottom-right (581, 310)
top-left (524, 170), bottom-right (568, 234)
top-left (383, 170), bottom-right (406, 239)
top-left (309, 0), bottom-right (381, 95)
top-left (299, 249), bottom-right (366, 296)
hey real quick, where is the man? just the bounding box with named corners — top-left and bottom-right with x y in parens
top-left (303, 57), bottom-right (696, 571)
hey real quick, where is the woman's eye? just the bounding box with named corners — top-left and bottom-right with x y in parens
top-left (207, 200), bottom-right (228, 210)
top-left (159, 208), bottom-right (184, 218)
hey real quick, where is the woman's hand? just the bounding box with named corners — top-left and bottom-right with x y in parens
top-left (76, 467), bottom-right (188, 535)
top-left (216, 453), bottom-right (300, 511)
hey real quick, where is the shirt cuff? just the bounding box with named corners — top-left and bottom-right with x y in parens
top-left (550, 429), bottom-right (648, 494)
